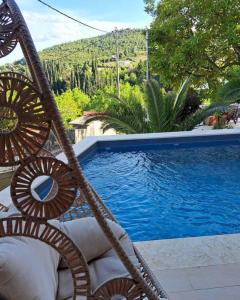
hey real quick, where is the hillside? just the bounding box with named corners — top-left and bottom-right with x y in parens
top-left (39, 28), bottom-right (146, 64)
top-left (0, 29), bottom-right (146, 95)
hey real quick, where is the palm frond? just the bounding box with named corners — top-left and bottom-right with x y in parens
top-left (85, 95), bottom-right (149, 134)
top-left (173, 77), bottom-right (191, 117)
top-left (144, 79), bottom-right (164, 131)
top-left (161, 93), bottom-right (176, 131)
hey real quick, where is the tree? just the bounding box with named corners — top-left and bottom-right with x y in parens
top-left (0, 29), bottom-right (146, 96)
top-left (85, 79), bottom-right (222, 134)
top-left (144, 0), bottom-right (157, 15)
top-left (147, 0), bottom-right (240, 92)
top-left (54, 89), bottom-right (90, 127)
top-left (88, 83), bottom-right (145, 112)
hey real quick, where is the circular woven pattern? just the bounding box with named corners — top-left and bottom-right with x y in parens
top-left (0, 73), bottom-right (51, 166)
top-left (0, 3), bottom-right (18, 57)
top-left (0, 217), bottom-right (90, 300)
top-left (11, 157), bottom-right (77, 219)
top-left (0, 71), bottom-right (34, 86)
top-left (93, 278), bottom-right (142, 300)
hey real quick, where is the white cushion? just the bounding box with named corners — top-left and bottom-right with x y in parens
top-left (57, 222), bottom-right (139, 299)
top-left (90, 255), bottom-right (130, 290)
top-left (57, 268), bottom-right (88, 300)
top-left (0, 211), bottom-right (61, 300)
top-left (59, 217), bottom-right (125, 264)
top-left (58, 255), bottom-right (129, 299)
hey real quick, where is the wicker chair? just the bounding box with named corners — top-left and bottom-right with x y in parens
top-left (0, 1), bottom-right (169, 299)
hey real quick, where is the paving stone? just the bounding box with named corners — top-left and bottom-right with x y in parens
top-left (169, 286), bottom-right (240, 300)
top-left (186, 263), bottom-right (240, 290)
top-left (153, 269), bottom-right (192, 293)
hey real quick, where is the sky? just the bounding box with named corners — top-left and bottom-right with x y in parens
top-left (1, 0), bottom-right (152, 64)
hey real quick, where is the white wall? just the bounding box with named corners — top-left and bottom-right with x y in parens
top-left (75, 120), bottom-right (116, 143)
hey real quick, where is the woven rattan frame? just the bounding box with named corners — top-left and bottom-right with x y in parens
top-left (0, 1), bottom-right (169, 299)
top-left (93, 278), bottom-right (143, 300)
top-left (0, 2), bottom-right (17, 57)
top-left (11, 156), bottom-right (77, 219)
top-left (0, 71), bottom-right (35, 86)
top-left (0, 72), bottom-right (51, 166)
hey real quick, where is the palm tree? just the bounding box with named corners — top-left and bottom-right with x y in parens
top-left (86, 79), bottom-right (226, 134)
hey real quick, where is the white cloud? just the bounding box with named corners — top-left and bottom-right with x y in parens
top-left (0, 5), bottom-right (147, 65)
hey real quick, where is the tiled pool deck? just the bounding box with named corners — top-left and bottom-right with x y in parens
top-left (1, 129), bottom-right (240, 299)
top-left (136, 234), bottom-right (240, 300)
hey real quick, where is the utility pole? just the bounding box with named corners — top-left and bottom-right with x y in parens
top-left (146, 28), bottom-right (149, 81)
top-left (115, 27), bottom-right (120, 98)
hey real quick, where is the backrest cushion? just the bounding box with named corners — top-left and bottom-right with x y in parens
top-left (0, 210), bottom-right (61, 300)
top-left (60, 217), bottom-right (125, 265)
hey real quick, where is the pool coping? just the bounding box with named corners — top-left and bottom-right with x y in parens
top-left (135, 233), bottom-right (240, 271)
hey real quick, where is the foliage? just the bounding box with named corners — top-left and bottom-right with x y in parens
top-left (0, 29), bottom-right (146, 95)
top-left (93, 95), bottom-right (148, 134)
top-left (177, 88), bottom-right (201, 121)
top-left (85, 79), bottom-right (223, 134)
top-left (39, 29), bottom-right (145, 64)
top-left (0, 119), bottom-right (16, 133)
top-left (105, 82), bottom-right (144, 103)
top-left (88, 91), bottom-right (111, 113)
top-left (144, 0), bottom-right (157, 15)
top-left (54, 88), bottom-right (90, 127)
top-left (52, 82), bottom-right (144, 128)
top-left (87, 83), bottom-right (145, 112)
top-left (0, 107), bottom-right (17, 133)
top-left (148, 0), bottom-right (240, 92)
top-left (213, 112), bottom-right (225, 130)
top-left (216, 67), bottom-right (240, 103)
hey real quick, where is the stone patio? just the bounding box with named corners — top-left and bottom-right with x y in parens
top-left (135, 234), bottom-right (240, 300)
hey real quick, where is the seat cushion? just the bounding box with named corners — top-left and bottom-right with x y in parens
top-left (58, 255), bottom-right (129, 300)
top-left (0, 210), bottom-right (61, 300)
top-left (57, 224), bottom-right (140, 299)
top-left (57, 269), bottom-right (89, 300)
top-left (90, 255), bottom-right (130, 290)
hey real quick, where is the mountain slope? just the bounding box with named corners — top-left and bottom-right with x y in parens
top-left (39, 28), bottom-right (146, 64)
top-left (0, 29), bottom-right (146, 94)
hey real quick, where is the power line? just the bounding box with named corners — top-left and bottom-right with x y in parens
top-left (37, 0), bottom-right (108, 33)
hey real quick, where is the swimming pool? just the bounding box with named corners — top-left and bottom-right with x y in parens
top-left (34, 133), bottom-right (240, 242)
top-left (80, 139), bottom-right (240, 242)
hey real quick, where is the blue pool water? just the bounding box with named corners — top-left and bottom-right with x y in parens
top-left (80, 140), bottom-right (240, 241)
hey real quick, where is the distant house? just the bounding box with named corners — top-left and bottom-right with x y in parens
top-left (70, 111), bottom-right (116, 144)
